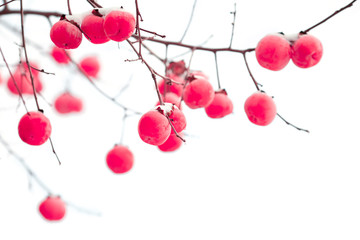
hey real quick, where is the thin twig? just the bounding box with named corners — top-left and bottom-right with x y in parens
top-left (0, 46), bottom-right (28, 112)
top-left (302, 0), bottom-right (357, 34)
top-left (276, 113), bottom-right (310, 133)
top-left (229, 3), bottom-right (237, 48)
top-left (179, 0), bottom-right (197, 43)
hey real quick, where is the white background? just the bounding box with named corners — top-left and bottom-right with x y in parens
top-left (0, 0), bottom-right (360, 239)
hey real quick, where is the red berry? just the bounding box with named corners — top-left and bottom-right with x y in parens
top-left (138, 108), bottom-right (171, 146)
top-left (183, 78), bottom-right (215, 109)
top-left (51, 46), bottom-right (70, 64)
top-left (106, 145), bottom-right (134, 174)
top-left (158, 133), bottom-right (183, 152)
top-left (291, 34), bottom-right (323, 68)
top-left (81, 14), bottom-right (110, 44)
top-left (39, 196), bottom-right (66, 221)
top-left (158, 74), bottom-right (185, 97)
top-left (167, 104), bottom-right (186, 133)
top-left (79, 56), bottom-right (100, 78)
top-left (205, 90), bottom-right (233, 118)
top-left (244, 92), bottom-right (277, 126)
top-left (54, 93), bottom-right (83, 114)
top-left (50, 20), bottom-right (82, 49)
top-left (103, 10), bottom-right (135, 42)
top-left (7, 70), bottom-right (42, 95)
top-left (255, 34), bottom-right (291, 71)
top-left (18, 111), bottom-right (52, 145)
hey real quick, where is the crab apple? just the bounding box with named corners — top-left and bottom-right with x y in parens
top-left (244, 91), bottom-right (277, 126)
top-left (79, 56), bottom-right (100, 78)
top-left (167, 60), bottom-right (186, 76)
top-left (158, 74), bottom-right (185, 97)
top-left (138, 108), bottom-right (171, 146)
top-left (255, 34), bottom-right (291, 71)
top-left (205, 90), bottom-right (233, 119)
top-left (51, 46), bottom-right (70, 64)
top-left (106, 145), bottom-right (134, 174)
top-left (50, 20), bottom-right (82, 49)
top-left (81, 13), bottom-right (110, 44)
top-left (167, 104), bottom-right (186, 133)
top-left (183, 78), bottom-right (215, 109)
top-left (18, 111), bottom-right (52, 146)
top-left (291, 34), bottom-right (323, 68)
top-left (54, 93), bottom-right (83, 114)
top-left (158, 133), bottom-right (183, 152)
top-left (39, 196), bottom-right (66, 221)
top-left (103, 10), bottom-right (135, 42)
top-left (7, 70), bottom-right (42, 95)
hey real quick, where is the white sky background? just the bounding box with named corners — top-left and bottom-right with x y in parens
top-left (0, 0), bottom-right (360, 239)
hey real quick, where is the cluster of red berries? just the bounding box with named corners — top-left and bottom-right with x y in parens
top-left (50, 8), bottom-right (136, 49)
top-left (255, 33), bottom-right (323, 71)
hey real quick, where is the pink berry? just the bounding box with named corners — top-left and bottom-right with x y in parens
top-left (51, 46), bottom-right (70, 64)
top-left (79, 56), bottom-right (100, 78)
top-left (18, 111), bottom-right (52, 145)
top-left (39, 196), bottom-right (66, 221)
top-left (158, 133), bottom-right (183, 152)
top-left (244, 92), bottom-right (277, 126)
top-left (54, 93), bottom-right (83, 114)
top-left (205, 90), bottom-right (233, 119)
top-left (138, 109), bottom-right (171, 146)
top-left (255, 34), bottom-right (291, 71)
top-left (291, 34), bottom-right (323, 68)
top-left (50, 20), bottom-right (82, 49)
top-left (182, 78), bottom-right (215, 109)
top-left (81, 13), bottom-right (110, 44)
top-left (103, 10), bottom-right (136, 42)
top-left (106, 145), bottom-right (134, 174)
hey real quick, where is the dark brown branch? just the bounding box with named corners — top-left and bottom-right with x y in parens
top-left (0, 0), bottom-right (16, 8)
top-left (0, 8), bottom-right (62, 18)
top-left (302, 0), bottom-right (357, 34)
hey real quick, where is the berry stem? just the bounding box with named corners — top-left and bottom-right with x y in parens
top-left (302, 0), bottom-right (357, 34)
top-left (0, 0), bottom-right (15, 8)
top-left (214, 52), bottom-right (221, 89)
top-left (243, 52), bottom-right (260, 91)
top-left (67, 0), bottom-right (72, 15)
